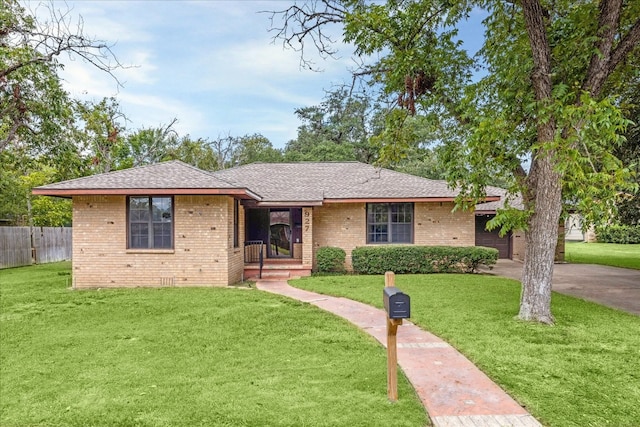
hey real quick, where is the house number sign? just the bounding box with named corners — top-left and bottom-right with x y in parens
top-left (304, 210), bottom-right (310, 231)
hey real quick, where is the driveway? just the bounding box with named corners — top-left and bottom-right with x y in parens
top-left (483, 260), bottom-right (640, 315)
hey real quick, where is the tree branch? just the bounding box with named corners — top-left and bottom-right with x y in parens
top-left (265, 0), bottom-right (347, 71)
top-left (521, 0), bottom-right (553, 101)
top-left (582, 0), bottom-right (623, 96)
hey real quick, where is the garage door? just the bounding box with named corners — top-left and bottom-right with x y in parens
top-left (475, 215), bottom-right (512, 259)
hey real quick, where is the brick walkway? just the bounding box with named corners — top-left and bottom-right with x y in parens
top-left (256, 280), bottom-right (542, 427)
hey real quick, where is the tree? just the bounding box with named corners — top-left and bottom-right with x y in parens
top-left (0, 151), bottom-right (72, 226)
top-left (1, 0), bottom-right (121, 154)
top-left (167, 136), bottom-right (219, 171)
top-left (123, 119), bottom-right (179, 168)
top-left (614, 85), bottom-right (640, 226)
top-left (231, 133), bottom-right (282, 165)
top-left (270, 0), bottom-right (640, 323)
top-left (74, 97), bottom-right (127, 173)
top-left (208, 134), bottom-right (238, 170)
top-left (284, 87), bottom-right (381, 162)
top-left (474, 1), bottom-right (638, 323)
top-left (21, 166), bottom-right (72, 226)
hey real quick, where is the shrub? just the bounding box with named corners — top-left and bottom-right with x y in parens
top-left (596, 225), bottom-right (640, 244)
top-left (316, 246), bottom-right (346, 273)
top-left (351, 246), bottom-right (498, 275)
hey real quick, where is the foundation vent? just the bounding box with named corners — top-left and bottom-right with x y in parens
top-left (160, 277), bottom-right (175, 286)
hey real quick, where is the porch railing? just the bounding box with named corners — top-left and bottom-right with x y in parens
top-left (244, 240), bottom-right (264, 279)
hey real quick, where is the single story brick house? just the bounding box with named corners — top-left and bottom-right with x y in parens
top-left (33, 160), bottom-right (510, 288)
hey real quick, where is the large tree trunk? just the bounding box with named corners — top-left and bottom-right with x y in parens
top-left (517, 0), bottom-right (639, 323)
top-left (520, 148), bottom-right (562, 324)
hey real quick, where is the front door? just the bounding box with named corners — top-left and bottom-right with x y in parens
top-left (269, 209), bottom-right (291, 258)
top-left (245, 208), bottom-right (302, 259)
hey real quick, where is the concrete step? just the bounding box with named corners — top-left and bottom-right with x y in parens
top-left (262, 271), bottom-right (290, 278)
top-left (243, 266), bottom-right (312, 282)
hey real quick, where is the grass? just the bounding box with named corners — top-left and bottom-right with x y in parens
top-left (565, 241), bottom-right (640, 270)
top-left (291, 274), bottom-right (640, 427)
top-left (0, 263), bottom-right (427, 427)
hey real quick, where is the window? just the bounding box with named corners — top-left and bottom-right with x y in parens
top-left (367, 203), bottom-right (413, 244)
top-left (128, 196), bottom-right (173, 249)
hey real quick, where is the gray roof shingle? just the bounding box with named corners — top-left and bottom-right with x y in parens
top-left (211, 162), bottom-right (467, 203)
top-left (33, 160), bottom-right (250, 194)
top-left (475, 186), bottom-right (524, 212)
top-left (34, 160), bottom-right (502, 205)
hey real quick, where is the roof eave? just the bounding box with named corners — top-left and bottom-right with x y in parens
top-left (32, 188), bottom-right (261, 200)
top-left (323, 196), bottom-right (501, 203)
top-left (246, 200), bottom-right (324, 207)
top-left (246, 196), bottom-right (502, 205)
top-left (475, 210), bottom-right (497, 215)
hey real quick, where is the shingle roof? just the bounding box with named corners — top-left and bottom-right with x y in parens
top-left (32, 160), bottom-right (256, 197)
top-left (475, 186), bottom-right (524, 212)
top-left (211, 162), bottom-right (475, 203)
top-left (34, 160), bottom-right (502, 205)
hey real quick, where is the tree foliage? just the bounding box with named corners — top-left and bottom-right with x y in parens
top-left (74, 97), bottom-right (127, 173)
top-left (615, 92), bottom-right (640, 225)
top-left (166, 136), bottom-right (219, 171)
top-left (283, 87), bottom-right (382, 162)
top-left (0, 151), bottom-right (71, 226)
top-left (1, 0), bottom-right (121, 154)
top-left (231, 133), bottom-right (282, 166)
top-left (123, 119), bottom-right (179, 168)
top-left (270, 0), bottom-right (640, 323)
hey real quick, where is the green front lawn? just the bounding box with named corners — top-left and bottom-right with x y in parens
top-left (565, 241), bottom-right (640, 270)
top-left (291, 274), bottom-right (640, 427)
top-left (0, 263), bottom-right (427, 427)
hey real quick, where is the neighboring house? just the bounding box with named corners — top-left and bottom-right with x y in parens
top-left (565, 214), bottom-right (586, 241)
top-left (33, 160), bottom-right (502, 288)
top-left (565, 214), bottom-right (596, 242)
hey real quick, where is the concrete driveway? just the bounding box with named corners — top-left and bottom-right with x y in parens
top-left (483, 260), bottom-right (640, 315)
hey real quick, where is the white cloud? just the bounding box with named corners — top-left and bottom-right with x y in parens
top-left (46, 0), bottom-right (362, 148)
top-left (116, 50), bottom-right (158, 85)
top-left (60, 59), bottom-right (119, 99)
top-left (117, 92), bottom-right (206, 136)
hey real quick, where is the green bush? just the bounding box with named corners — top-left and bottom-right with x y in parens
top-left (351, 246), bottom-right (498, 275)
top-left (596, 225), bottom-right (640, 244)
top-left (316, 246), bottom-right (346, 273)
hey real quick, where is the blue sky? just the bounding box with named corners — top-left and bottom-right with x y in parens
top-left (39, 1), bottom-right (485, 149)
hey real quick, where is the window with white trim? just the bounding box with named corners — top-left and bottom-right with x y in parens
top-left (128, 196), bottom-right (173, 249)
top-left (366, 203), bottom-right (413, 244)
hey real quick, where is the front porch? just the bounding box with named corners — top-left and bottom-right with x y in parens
top-left (242, 206), bottom-right (314, 281)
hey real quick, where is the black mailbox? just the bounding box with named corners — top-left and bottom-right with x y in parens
top-left (383, 287), bottom-right (410, 319)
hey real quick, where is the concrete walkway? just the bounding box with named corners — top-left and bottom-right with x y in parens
top-left (482, 260), bottom-right (640, 315)
top-left (256, 280), bottom-right (542, 427)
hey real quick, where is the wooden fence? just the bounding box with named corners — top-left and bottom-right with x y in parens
top-left (0, 227), bottom-right (72, 269)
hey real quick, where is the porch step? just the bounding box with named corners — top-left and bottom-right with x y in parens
top-left (243, 264), bottom-right (312, 282)
top-left (263, 271), bottom-right (290, 279)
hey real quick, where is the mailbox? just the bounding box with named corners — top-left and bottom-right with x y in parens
top-left (383, 287), bottom-right (410, 319)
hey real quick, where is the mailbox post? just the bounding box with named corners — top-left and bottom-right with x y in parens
top-left (383, 271), bottom-right (410, 402)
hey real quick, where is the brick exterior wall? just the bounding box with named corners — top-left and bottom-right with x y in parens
top-left (71, 195), bottom-right (242, 288)
top-left (227, 200), bottom-right (245, 284)
top-left (311, 202), bottom-right (475, 270)
top-left (72, 197), bottom-right (484, 285)
top-left (312, 203), bottom-right (362, 269)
